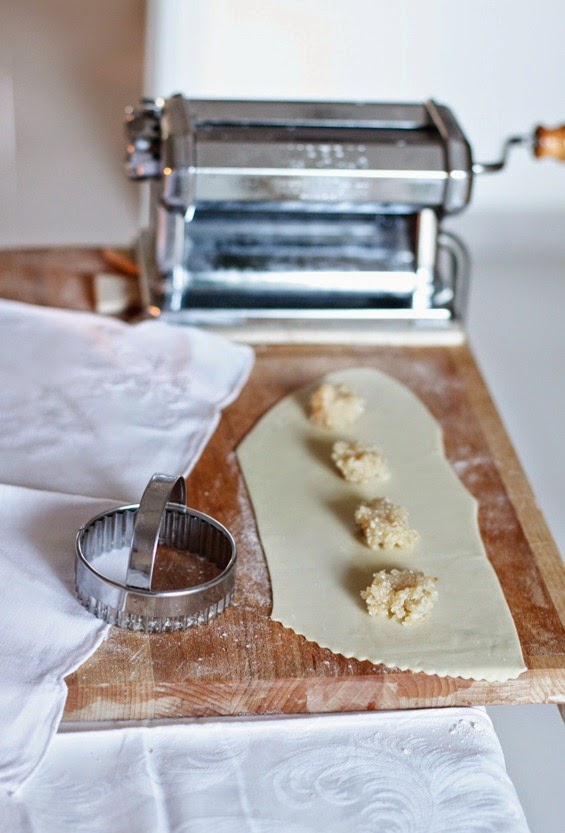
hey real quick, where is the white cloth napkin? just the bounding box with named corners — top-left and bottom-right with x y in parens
top-left (0, 299), bottom-right (253, 501)
top-left (2, 708), bottom-right (530, 832)
top-left (0, 486), bottom-right (114, 792)
top-left (0, 300), bottom-right (253, 793)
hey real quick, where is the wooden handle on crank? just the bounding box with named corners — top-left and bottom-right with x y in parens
top-left (534, 125), bottom-right (565, 161)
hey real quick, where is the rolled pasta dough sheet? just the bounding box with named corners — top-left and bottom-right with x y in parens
top-left (237, 367), bottom-right (526, 681)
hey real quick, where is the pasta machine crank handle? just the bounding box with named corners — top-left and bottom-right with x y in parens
top-left (473, 122), bottom-right (565, 175)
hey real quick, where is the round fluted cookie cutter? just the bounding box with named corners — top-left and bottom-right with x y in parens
top-left (75, 473), bottom-right (237, 632)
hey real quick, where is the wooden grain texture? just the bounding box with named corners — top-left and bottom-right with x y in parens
top-left (0, 249), bottom-right (563, 720)
top-left (535, 124), bottom-right (565, 162)
top-left (0, 247), bottom-right (140, 313)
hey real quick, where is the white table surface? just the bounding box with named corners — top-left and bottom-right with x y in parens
top-left (466, 256), bottom-right (565, 833)
top-left (4, 709), bottom-right (530, 833)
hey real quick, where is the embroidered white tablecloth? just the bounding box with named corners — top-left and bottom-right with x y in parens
top-left (2, 709), bottom-right (529, 832)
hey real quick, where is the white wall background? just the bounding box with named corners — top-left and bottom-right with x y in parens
top-left (0, 0), bottom-right (144, 246)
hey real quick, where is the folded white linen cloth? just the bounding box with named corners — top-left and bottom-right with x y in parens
top-left (2, 708), bottom-right (530, 832)
top-left (0, 299), bottom-right (254, 501)
top-left (0, 300), bottom-right (253, 793)
top-left (0, 485), bottom-right (114, 792)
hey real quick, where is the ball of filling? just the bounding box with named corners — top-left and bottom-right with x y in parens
top-left (361, 568), bottom-right (438, 625)
top-left (355, 497), bottom-right (419, 550)
top-left (331, 440), bottom-right (389, 483)
top-left (308, 382), bottom-right (364, 430)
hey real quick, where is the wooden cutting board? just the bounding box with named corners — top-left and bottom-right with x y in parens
top-left (1, 248), bottom-right (564, 721)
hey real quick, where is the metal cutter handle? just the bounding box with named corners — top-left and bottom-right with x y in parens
top-left (126, 473), bottom-right (186, 591)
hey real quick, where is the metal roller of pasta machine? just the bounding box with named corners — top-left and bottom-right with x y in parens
top-left (125, 94), bottom-right (565, 338)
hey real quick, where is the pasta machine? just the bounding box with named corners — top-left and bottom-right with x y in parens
top-left (125, 94), bottom-right (564, 337)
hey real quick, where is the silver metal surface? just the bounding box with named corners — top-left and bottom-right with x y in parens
top-left (182, 99), bottom-right (432, 129)
top-left (126, 474), bottom-right (186, 591)
top-left (146, 95), bottom-right (471, 212)
top-left (75, 475), bottom-right (237, 632)
top-left (137, 222), bottom-right (467, 336)
top-left (124, 98), bottom-right (163, 180)
top-left (424, 100), bottom-right (473, 213)
top-left (125, 95), bottom-right (478, 326)
top-left (472, 134), bottom-right (533, 175)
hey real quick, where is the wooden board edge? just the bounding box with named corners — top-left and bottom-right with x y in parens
top-left (62, 667), bottom-right (565, 722)
top-left (451, 345), bottom-right (565, 623)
